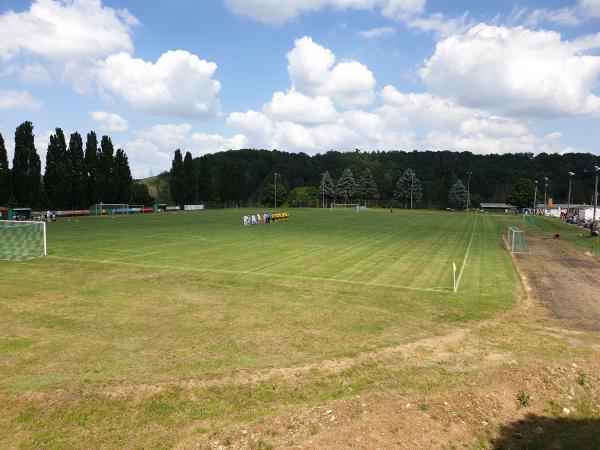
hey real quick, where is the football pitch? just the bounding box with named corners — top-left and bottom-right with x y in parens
top-left (1, 208), bottom-right (523, 447)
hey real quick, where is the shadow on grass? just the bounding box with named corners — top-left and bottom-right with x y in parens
top-left (491, 413), bottom-right (600, 449)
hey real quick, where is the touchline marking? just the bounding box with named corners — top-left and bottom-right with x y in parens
top-left (454, 212), bottom-right (478, 293)
top-left (47, 255), bottom-right (450, 293)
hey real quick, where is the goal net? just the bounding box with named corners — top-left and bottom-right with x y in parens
top-left (507, 227), bottom-right (528, 254)
top-left (0, 220), bottom-right (47, 261)
top-left (330, 203), bottom-right (360, 213)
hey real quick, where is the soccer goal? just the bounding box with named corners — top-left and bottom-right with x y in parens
top-left (330, 203), bottom-right (360, 213)
top-left (90, 203), bottom-right (129, 216)
top-left (0, 220), bottom-right (47, 261)
top-left (507, 227), bottom-right (528, 254)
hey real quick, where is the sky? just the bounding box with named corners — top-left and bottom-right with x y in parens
top-left (0, 0), bottom-right (599, 177)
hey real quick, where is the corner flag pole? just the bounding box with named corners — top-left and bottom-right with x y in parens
top-left (452, 260), bottom-right (457, 293)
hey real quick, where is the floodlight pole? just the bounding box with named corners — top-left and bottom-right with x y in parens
top-left (410, 173), bottom-right (414, 210)
top-left (592, 166), bottom-right (600, 236)
top-left (543, 177), bottom-right (549, 216)
top-left (533, 181), bottom-right (538, 215)
top-left (568, 171), bottom-right (574, 218)
top-left (274, 172), bottom-right (278, 209)
top-left (466, 171), bottom-right (472, 212)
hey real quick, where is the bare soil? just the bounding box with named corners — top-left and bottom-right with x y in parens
top-left (514, 233), bottom-right (600, 332)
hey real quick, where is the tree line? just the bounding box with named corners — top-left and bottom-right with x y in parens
top-left (167, 148), bottom-right (599, 208)
top-left (0, 121), bottom-right (153, 209)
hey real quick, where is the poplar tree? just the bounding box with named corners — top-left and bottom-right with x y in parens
top-left (394, 168), bottom-right (423, 209)
top-left (336, 168), bottom-right (356, 204)
top-left (69, 132), bottom-right (88, 209)
top-left (183, 151), bottom-right (197, 204)
top-left (113, 149), bottom-right (132, 203)
top-left (12, 121), bottom-right (41, 207)
top-left (0, 133), bottom-right (11, 205)
top-left (98, 135), bottom-right (115, 202)
top-left (169, 149), bottom-right (185, 207)
top-left (319, 171), bottom-right (335, 207)
top-left (44, 128), bottom-right (69, 208)
top-left (85, 131), bottom-right (99, 205)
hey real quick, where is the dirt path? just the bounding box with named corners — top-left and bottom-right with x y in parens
top-left (514, 233), bottom-right (600, 332)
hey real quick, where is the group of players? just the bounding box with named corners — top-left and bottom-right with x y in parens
top-left (243, 212), bottom-right (289, 226)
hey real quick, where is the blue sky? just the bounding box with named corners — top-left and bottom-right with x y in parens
top-left (0, 0), bottom-right (599, 177)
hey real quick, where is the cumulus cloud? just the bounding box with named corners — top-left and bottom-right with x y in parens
top-left (0, 89), bottom-right (42, 110)
top-left (90, 111), bottom-right (129, 132)
top-left (223, 0), bottom-right (424, 25)
top-left (264, 90), bottom-right (337, 124)
top-left (420, 24), bottom-right (600, 117)
top-left (287, 36), bottom-right (376, 107)
top-left (0, 0), bottom-right (136, 61)
top-left (96, 50), bottom-right (222, 119)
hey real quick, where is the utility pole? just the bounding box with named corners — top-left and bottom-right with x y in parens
top-left (274, 172), bottom-right (278, 209)
top-left (568, 171), bottom-right (574, 219)
top-left (544, 177), bottom-right (549, 216)
top-left (410, 173), bottom-right (414, 210)
top-left (533, 180), bottom-right (538, 215)
top-left (466, 171), bottom-right (472, 212)
top-left (591, 167), bottom-right (598, 235)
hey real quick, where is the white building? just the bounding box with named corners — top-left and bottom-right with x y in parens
top-left (536, 203), bottom-right (597, 220)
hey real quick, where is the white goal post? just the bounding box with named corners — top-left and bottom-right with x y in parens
top-left (0, 220), bottom-right (47, 261)
top-left (507, 227), bottom-right (528, 254)
top-left (330, 203), bottom-right (360, 213)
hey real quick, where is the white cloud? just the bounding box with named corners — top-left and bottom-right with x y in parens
top-left (405, 12), bottom-right (472, 37)
top-left (359, 26), bottom-right (395, 38)
top-left (96, 50), bottom-right (222, 119)
top-left (227, 110), bottom-right (274, 149)
top-left (515, 0), bottom-right (600, 27)
top-left (0, 0), bottom-right (136, 61)
top-left (90, 111), bottom-right (129, 132)
top-left (0, 89), bottom-right (41, 110)
top-left (3, 63), bottom-right (51, 84)
top-left (287, 36), bottom-right (375, 107)
top-left (420, 24), bottom-right (600, 117)
top-left (263, 89), bottom-right (337, 124)
top-left (223, 0), bottom-right (424, 25)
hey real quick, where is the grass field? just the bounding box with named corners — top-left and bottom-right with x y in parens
top-left (0, 208), bottom-right (525, 447)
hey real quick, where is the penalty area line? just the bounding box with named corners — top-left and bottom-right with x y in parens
top-left (454, 212), bottom-right (478, 293)
top-left (47, 255), bottom-right (450, 293)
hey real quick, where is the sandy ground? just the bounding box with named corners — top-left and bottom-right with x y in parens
top-left (173, 233), bottom-right (600, 449)
top-left (515, 233), bottom-right (600, 332)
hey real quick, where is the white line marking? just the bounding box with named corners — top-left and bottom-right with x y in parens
top-left (454, 212), bottom-right (478, 293)
top-left (47, 255), bottom-right (450, 293)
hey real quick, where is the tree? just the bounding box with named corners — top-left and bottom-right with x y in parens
top-left (287, 186), bottom-right (318, 207)
top-left (260, 176), bottom-right (287, 206)
top-left (131, 182), bottom-right (155, 206)
top-left (357, 168), bottom-right (379, 206)
top-left (169, 149), bottom-right (185, 207)
top-left (336, 168), bottom-right (356, 203)
top-left (448, 179), bottom-right (468, 209)
top-left (12, 121), bottom-right (41, 207)
top-left (182, 151), bottom-right (197, 204)
top-left (69, 132), bottom-right (88, 209)
top-left (0, 133), bottom-right (11, 205)
top-left (319, 171), bottom-right (335, 208)
top-left (437, 167), bottom-right (457, 209)
top-left (113, 149), bottom-right (132, 203)
top-left (394, 168), bottom-right (422, 209)
top-left (85, 131), bottom-right (99, 206)
top-left (507, 178), bottom-right (536, 210)
top-left (98, 136), bottom-right (115, 202)
top-left (44, 128), bottom-right (70, 208)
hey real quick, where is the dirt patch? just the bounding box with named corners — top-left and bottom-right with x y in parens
top-left (513, 234), bottom-right (600, 332)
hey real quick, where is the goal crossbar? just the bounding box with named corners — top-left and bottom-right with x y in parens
top-left (507, 227), bottom-right (528, 254)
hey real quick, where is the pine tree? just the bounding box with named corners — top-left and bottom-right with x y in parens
top-left (113, 149), bottom-right (132, 203)
top-left (336, 168), bottom-right (356, 204)
top-left (44, 128), bottom-right (70, 208)
top-left (98, 135), bottom-right (115, 202)
top-left (12, 121), bottom-right (41, 207)
top-left (68, 132), bottom-right (88, 209)
top-left (357, 168), bottom-right (379, 206)
top-left (394, 168), bottom-right (423, 209)
top-left (319, 171), bottom-right (335, 207)
top-left (448, 179), bottom-right (468, 209)
top-left (0, 133), bottom-right (11, 205)
top-left (183, 151), bottom-right (197, 204)
top-left (85, 131), bottom-right (99, 206)
top-left (169, 149), bottom-right (185, 207)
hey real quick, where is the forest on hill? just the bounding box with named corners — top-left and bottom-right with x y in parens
top-left (156, 148), bottom-right (600, 209)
